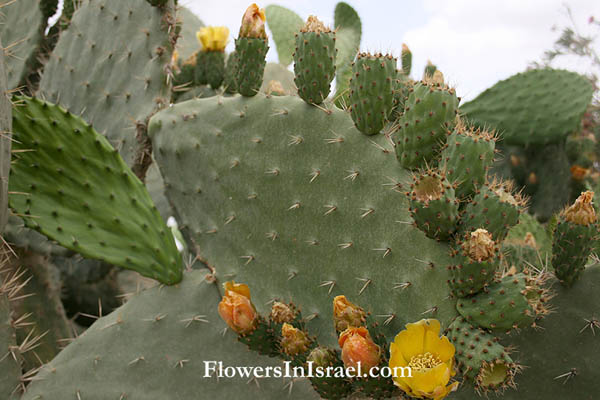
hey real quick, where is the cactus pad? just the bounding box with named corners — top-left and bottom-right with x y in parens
top-left (8, 97), bottom-right (182, 284)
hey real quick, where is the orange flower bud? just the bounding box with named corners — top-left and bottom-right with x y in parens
top-left (280, 323), bottom-right (311, 356)
top-left (270, 301), bottom-right (296, 324)
top-left (218, 281), bottom-right (257, 334)
top-left (338, 327), bottom-right (381, 372)
top-left (239, 3), bottom-right (267, 39)
top-left (333, 295), bottom-right (366, 333)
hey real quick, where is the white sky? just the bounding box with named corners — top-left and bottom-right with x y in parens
top-left (182, 0), bottom-right (600, 101)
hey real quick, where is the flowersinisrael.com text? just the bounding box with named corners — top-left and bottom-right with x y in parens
top-left (203, 361), bottom-right (413, 379)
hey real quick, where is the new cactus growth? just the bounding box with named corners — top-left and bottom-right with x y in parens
top-left (448, 229), bottom-right (500, 297)
top-left (448, 316), bottom-right (520, 394)
top-left (348, 53), bottom-right (396, 135)
top-left (293, 16), bottom-right (336, 105)
top-left (552, 191), bottom-right (599, 286)
top-left (407, 169), bottom-right (460, 240)
top-left (395, 79), bottom-right (460, 169)
top-left (401, 43), bottom-right (412, 76)
top-left (235, 4), bottom-right (269, 96)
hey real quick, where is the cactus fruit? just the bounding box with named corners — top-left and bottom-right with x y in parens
top-left (8, 97), bottom-right (182, 284)
top-left (149, 94), bottom-right (459, 344)
top-left (459, 180), bottom-right (525, 242)
top-left (460, 69), bottom-right (594, 146)
top-left (448, 316), bottom-right (520, 394)
top-left (456, 271), bottom-right (551, 331)
top-left (333, 295), bottom-right (366, 333)
top-left (306, 347), bottom-right (353, 399)
top-left (423, 60), bottom-right (437, 79)
top-left (395, 80), bottom-right (460, 169)
top-left (400, 43), bottom-right (412, 76)
top-left (38, 0), bottom-right (177, 175)
top-left (406, 169), bottom-right (460, 240)
top-left (235, 4), bottom-right (269, 97)
top-left (441, 122), bottom-right (496, 199)
top-left (195, 27), bottom-right (229, 89)
top-left (348, 53), bottom-right (396, 135)
top-left (293, 16), bottom-right (336, 105)
top-left (448, 229), bottom-right (500, 297)
top-left (224, 52), bottom-right (239, 93)
top-left (552, 191), bottom-right (599, 286)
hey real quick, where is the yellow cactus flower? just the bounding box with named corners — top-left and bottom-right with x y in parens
top-left (389, 319), bottom-right (459, 399)
top-left (238, 3), bottom-right (267, 39)
top-left (197, 26), bottom-right (229, 52)
top-left (217, 281), bottom-right (257, 334)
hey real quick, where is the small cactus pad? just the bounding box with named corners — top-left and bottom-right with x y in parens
top-left (400, 43), bottom-right (411, 76)
top-left (456, 271), bottom-right (551, 331)
top-left (293, 16), bottom-right (336, 105)
top-left (552, 191), bottom-right (599, 286)
top-left (460, 69), bottom-right (593, 146)
top-left (8, 97), bottom-right (182, 284)
top-left (0, 0), bottom-right (47, 90)
top-left (448, 316), bottom-right (520, 393)
top-left (395, 80), bottom-right (459, 169)
top-left (460, 180), bottom-right (524, 242)
top-left (348, 53), bottom-right (396, 135)
top-left (149, 95), bottom-right (458, 345)
top-left (21, 271), bottom-right (318, 400)
top-left (235, 38), bottom-right (269, 96)
top-left (406, 169), bottom-right (460, 240)
top-left (448, 229), bottom-right (500, 297)
top-left (38, 0), bottom-right (176, 172)
top-left (441, 122), bottom-right (496, 199)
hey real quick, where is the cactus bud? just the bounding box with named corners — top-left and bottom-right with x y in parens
top-left (280, 323), bottom-right (311, 356)
top-left (462, 228), bottom-right (495, 262)
top-left (338, 327), bottom-right (381, 372)
top-left (307, 347), bottom-right (337, 368)
top-left (333, 295), bottom-right (366, 333)
top-left (217, 281), bottom-right (257, 334)
top-left (197, 26), bottom-right (230, 52)
top-left (564, 191), bottom-right (596, 225)
top-left (239, 3), bottom-right (267, 39)
top-left (270, 301), bottom-right (296, 324)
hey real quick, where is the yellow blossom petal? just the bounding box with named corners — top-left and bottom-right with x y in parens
top-left (408, 362), bottom-right (451, 395)
top-left (424, 330), bottom-right (455, 362)
top-left (394, 322), bottom-right (425, 360)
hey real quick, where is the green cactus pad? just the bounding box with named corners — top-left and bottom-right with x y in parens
top-left (0, 0), bottom-right (47, 90)
top-left (456, 272), bottom-right (550, 331)
top-left (332, 2), bottom-right (362, 105)
top-left (293, 26), bottom-right (336, 105)
top-left (448, 229), bottom-right (500, 297)
top-left (8, 97), bottom-right (182, 284)
top-left (348, 53), bottom-right (396, 135)
top-left (407, 169), bottom-right (460, 240)
top-left (224, 52), bottom-right (238, 94)
top-left (552, 193), bottom-right (598, 287)
top-left (21, 270), bottom-right (319, 400)
top-left (460, 69), bottom-right (593, 146)
top-left (149, 95), bottom-right (458, 346)
top-left (38, 0), bottom-right (176, 173)
top-left (175, 6), bottom-right (204, 61)
top-left (460, 182), bottom-right (523, 242)
top-left (0, 273), bottom-right (22, 398)
top-left (235, 37), bottom-right (269, 97)
top-left (265, 5), bottom-right (304, 67)
top-left (395, 81), bottom-right (459, 169)
top-left (196, 51), bottom-right (226, 89)
top-left (448, 316), bottom-right (519, 393)
top-left (0, 47), bottom-right (11, 231)
top-left (441, 124), bottom-right (496, 199)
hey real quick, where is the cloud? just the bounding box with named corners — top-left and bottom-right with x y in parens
top-left (402, 0), bottom-right (600, 100)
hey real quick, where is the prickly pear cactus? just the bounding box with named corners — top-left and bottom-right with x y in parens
top-left (0, 46), bottom-right (11, 231)
top-left (0, 268), bottom-right (22, 398)
top-left (8, 97), bottom-right (182, 284)
top-left (21, 270), bottom-right (319, 400)
top-left (150, 95), bottom-right (458, 345)
top-left (38, 0), bottom-right (177, 175)
top-left (461, 69), bottom-right (593, 146)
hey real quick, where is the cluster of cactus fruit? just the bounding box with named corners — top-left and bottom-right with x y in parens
top-left (0, 0), bottom-right (599, 399)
